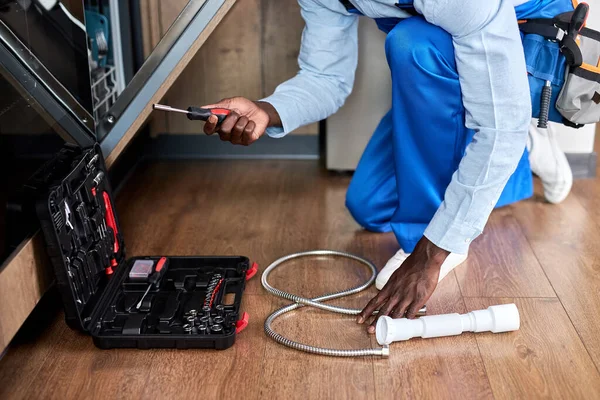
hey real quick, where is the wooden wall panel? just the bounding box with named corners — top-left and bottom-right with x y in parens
top-left (163, 0), bottom-right (263, 135)
top-left (138, 0), bottom-right (180, 136)
top-left (139, 0), bottom-right (193, 60)
top-left (139, 0), bottom-right (162, 59)
top-left (159, 1), bottom-right (190, 33)
top-left (153, 1), bottom-right (191, 136)
top-left (262, 0), bottom-right (318, 135)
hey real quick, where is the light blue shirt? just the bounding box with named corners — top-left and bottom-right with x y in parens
top-left (262, 0), bottom-right (532, 254)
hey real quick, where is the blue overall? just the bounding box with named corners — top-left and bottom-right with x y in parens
top-left (345, 0), bottom-right (574, 252)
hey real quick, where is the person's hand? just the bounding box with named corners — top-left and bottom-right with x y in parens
top-left (201, 97), bottom-right (280, 146)
top-left (357, 236), bottom-right (449, 333)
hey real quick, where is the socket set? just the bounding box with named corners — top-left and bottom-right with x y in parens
top-left (34, 145), bottom-right (255, 349)
top-left (97, 257), bottom-right (252, 347)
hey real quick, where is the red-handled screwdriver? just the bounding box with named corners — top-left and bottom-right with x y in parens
top-left (153, 104), bottom-right (231, 124)
top-left (136, 257), bottom-right (169, 310)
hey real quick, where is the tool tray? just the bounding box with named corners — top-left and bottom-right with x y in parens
top-left (34, 144), bottom-right (254, 349)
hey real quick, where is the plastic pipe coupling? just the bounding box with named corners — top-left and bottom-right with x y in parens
top-left (376, 303), bottom-right (520, 345)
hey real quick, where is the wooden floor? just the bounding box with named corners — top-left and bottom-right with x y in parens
top-left (1, 159), bottom-right (600, 399)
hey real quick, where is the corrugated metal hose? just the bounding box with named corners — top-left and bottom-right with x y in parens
top-left (261, 250), bottom-right (399, 357)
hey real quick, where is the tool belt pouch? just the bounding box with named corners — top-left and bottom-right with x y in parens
top-left (522, 33), bottom-right (567, 124)
top-left (521, 10), bottom-right (600, 127)
top-left (556, 29), bottom-right (600, 125)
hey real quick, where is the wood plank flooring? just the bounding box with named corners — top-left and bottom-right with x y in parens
top-left (1, 160), bottom-right (600, 399)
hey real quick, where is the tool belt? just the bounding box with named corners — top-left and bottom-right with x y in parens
top-left (520, 3), bottom-right (600, 128)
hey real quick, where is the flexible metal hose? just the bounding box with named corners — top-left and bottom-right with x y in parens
top-left (261, 250), bottom-right (390, 357)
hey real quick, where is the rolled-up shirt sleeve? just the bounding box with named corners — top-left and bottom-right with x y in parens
top-left (261, 0), bottom-right (359, 137)
top-left (414, 0), bottom-right (532, 254)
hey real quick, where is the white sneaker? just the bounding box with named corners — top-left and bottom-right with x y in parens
top-left (528, 120), bottom-right (573, 204)
top-left (375, 249), bottom-right (468, 290)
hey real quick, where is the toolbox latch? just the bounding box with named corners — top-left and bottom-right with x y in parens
top-left (246, 262), bottom-right (258, 281)
top-left (236, 312), bottom-right (249, 334)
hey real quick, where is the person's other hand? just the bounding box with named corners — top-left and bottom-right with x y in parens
top-left (357, 236), bottom-right (449, 333)
top-left (202, 97), bottom-right (280, 146)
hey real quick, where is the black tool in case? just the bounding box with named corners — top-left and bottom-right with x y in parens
top-left (34, 144), bottom-right (257, 349)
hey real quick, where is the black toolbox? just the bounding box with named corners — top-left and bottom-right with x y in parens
top-left (33, 144), bottom-right (256, 349)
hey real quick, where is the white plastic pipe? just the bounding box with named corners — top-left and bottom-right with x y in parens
top-left (376, 303), bottom-right (520, 345)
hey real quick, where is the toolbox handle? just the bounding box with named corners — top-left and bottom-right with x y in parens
top-left (246, 262), bottom-right (258, 281)
top-left (236, 312), bottom-right (249, 334)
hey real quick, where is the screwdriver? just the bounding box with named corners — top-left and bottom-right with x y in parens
top-left (136, 257), bottom-right (169, 310)
top-left (153, 104), bottom-right (231, 124)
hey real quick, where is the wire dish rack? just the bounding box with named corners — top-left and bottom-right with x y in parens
top-left (91, 65), bottom-right (117, 123)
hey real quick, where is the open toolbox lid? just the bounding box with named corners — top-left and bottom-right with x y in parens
top-left (34, 144), bottom-right (126, 332)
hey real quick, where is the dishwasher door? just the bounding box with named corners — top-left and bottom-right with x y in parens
top-left (0, 0), bottom-right (236, 166)
top-left (97, 0), bottom-right (236, 167)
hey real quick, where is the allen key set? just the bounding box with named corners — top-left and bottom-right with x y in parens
top-left (33, 145), bottom-right (256, 349)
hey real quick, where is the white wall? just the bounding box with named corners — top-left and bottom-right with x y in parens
top-left (326, 19), bottom-right (391, 170)
top-left (555, 0), bottom-right (599, 153)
